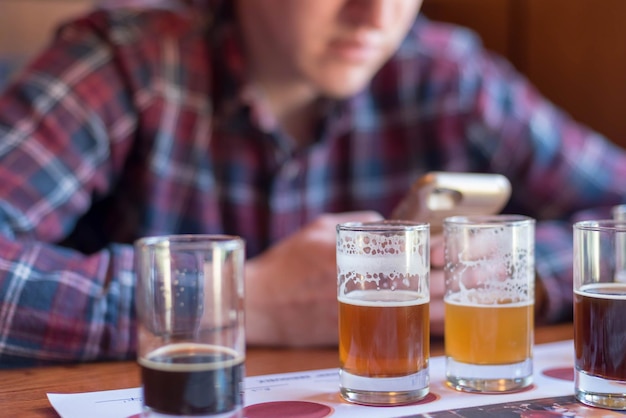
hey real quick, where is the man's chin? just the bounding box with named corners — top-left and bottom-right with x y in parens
top-left (305, 62), bottom-right (378, 98)
top-left (318, 78), bottom-right (374, 99)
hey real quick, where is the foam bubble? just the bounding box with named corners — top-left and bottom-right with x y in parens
top-left (339, 289), bottom-right (429, 306)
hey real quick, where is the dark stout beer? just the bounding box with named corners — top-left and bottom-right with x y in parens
top-left (139, 343), bottom-right (244, 415)
top-left (575, 283), bottom-right (626, 380)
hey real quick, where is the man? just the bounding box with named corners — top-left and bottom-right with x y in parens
top-left (0, 0), bottom-right (624, 367)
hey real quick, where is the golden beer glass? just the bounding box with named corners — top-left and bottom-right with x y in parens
top-left (336, 221), bottom-right (430, 406)
top-left (443, 215), bottom-right (535, 393)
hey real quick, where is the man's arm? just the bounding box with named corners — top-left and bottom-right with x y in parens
top-left (0, 240), bottom-right (136, 367)
top-left (0, 12), bottom-right (140, 367)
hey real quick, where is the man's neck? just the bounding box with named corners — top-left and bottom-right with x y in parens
top-left (259, 81), bottom-right (323, 150)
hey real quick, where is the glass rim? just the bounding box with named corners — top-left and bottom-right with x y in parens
top-left (336, 220), bottom-right (429, 232)
top-left (444, 214), bottom-right (534, 227)
top-left (134, 234), bottom-right (244, 250)
top-left (574, 219), bottom-right (626, 232)
top-left (612, 204), bottom-right (626, 215)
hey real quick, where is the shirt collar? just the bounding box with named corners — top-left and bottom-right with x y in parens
top-left (210, 15), bottom-right (354, 144)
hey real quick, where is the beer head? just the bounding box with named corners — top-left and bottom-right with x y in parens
top-left (336, 220), bottom-right (429, 299)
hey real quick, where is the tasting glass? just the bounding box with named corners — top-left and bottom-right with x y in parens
top-left (613, 204), bottom-right (626, 282)
top-left (613, 205), bottom-right (626, 221)
top-left (574, 220), bottom-right (626, 410)
top-left (135, 235), bottom-right (245, 418)
top-left (336, 221), bottom-right (430, 406)
top-left (443, 215), bottom-right (535, 393)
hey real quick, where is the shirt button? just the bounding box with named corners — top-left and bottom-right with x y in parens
top-left (282, 162), bottom-right (301, 181)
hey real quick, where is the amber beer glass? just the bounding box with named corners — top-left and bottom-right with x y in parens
top-left (574, 220), bottom-right (626, 410)
top-left (336, 221), bottom-right (430, 406)
top-left (135, 235), bottom-right (245, 417)
top-left (444, 215), bottom-right (535, 393)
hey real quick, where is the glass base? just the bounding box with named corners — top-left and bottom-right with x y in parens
top-left (339, 368), bottom-right (429, 406)
top-left (576, 369), bottom-right (626, 410)
top-left (142, 407), bottom-right (242, 417)
top-left (446, 357), bottom-right (533, 393)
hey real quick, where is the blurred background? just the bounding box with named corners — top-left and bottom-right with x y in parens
top-left (1, 0), bottom-right (624, 148)
top-left (422, 0), bottom-right (626, 149)
top-left (0, 0), bottom-right (95, 85)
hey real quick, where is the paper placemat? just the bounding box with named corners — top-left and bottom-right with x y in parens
top-left (48, 340), bottom-right (606, 418)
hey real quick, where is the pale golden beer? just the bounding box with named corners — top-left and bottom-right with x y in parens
top-left (339, 290), bottom-right (429, 377)
top-left (444, 298), bottom-right (533, 365)
top-left (443, 215), bottom-right (535, 393)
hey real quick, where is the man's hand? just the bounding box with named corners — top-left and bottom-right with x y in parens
top-left (244, 211), bottom-right (383, 347)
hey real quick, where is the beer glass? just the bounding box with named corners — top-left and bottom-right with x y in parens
top-left (135, 235), bottom-right (245, 417)
top-left (613, 205), bottom-right (626, 221)
top-left (443, 215), bottom-right (535, 393)
top-left (336, 221), bottom-right (430, 406)
top-left (613, 205), bottom-right (626, 282)
top-left (574, 220), bottom-right (626, 410)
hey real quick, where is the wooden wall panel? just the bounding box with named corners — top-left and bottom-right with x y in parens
top-left (421, 0), bottom-right (515, 58)
top-left (522, 0), bottom-right (626, 146)
top-left (0, 0), bottom-right (94, 87)
top-left (422, 0), bottom-right (626, 147)
top-left (0, 1), bottom-right (95, 56)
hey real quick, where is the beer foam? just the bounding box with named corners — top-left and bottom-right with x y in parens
top-left (139, 343), bottom-right (244, 372)
top-left (444, 293), bottom-right (533, 308)
top-left (444, 276), bottom-right (533, 305)
top-left (444, 230), bottom-right (534, 304)
top-left (339, 289), bottom-right (428, 306)
top-left (337, 229), bottom-right (422, 254)
top-left (337, 252), bottom-right (427, 276)
top-left (337, 230), bottom-right (428, 295)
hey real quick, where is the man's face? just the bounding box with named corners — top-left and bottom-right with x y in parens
top-left (236, 0), bottom-right (423, 98)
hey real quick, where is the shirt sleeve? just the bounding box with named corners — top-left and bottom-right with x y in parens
top-left (0, 12), bottom-right (139, 367)
top-left (453, 29), bottom-right (626, 323)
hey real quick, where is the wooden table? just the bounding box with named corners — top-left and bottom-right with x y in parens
top-left (0, 323), bottom-right (574, 417)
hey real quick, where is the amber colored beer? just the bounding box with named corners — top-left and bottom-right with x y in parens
top-left (339, 289), bottom-right (429, 377)
top-left (445, 298), bottom-right (533, 364)
top-left (575, 282), bottom-right (626, 380)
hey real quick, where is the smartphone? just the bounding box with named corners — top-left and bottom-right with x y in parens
top-left (390, 172), bottom-right (512, 232)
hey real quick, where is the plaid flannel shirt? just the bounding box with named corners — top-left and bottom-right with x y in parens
top-left (0, 5), bottom-right (624, 367)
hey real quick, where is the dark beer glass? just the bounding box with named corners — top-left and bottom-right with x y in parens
top-left (574, 221), bottom-right (626, 410)
top-left (135, 235), bottom-right (245, 417)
